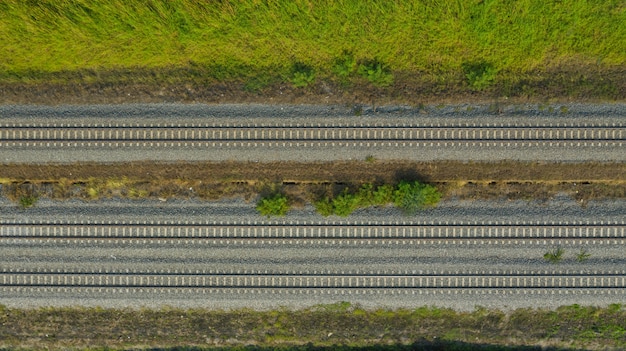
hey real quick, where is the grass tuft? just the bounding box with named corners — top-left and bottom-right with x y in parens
top-left (18, 195), bottom-right (37, 209)
top-left (544, 247), bottom-right (565, 264)
top-left (576, 248), bottom-right (591, 262)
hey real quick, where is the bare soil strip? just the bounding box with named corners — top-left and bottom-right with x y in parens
top-left (2, 161), bottom-right (624, 204)
top-left (2, 161), bottom-right (624, 183)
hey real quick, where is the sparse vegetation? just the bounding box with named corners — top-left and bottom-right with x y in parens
top-left (0, 161), bottom-right (624, 204)
top-left (544, 247), bottom-right (565, 264)
top-left (18, 195), bottom-right (37, 209)
top-left (0, 303), bottom-right (623, 350)
top-left (576, 248), bottom-right (591, 262)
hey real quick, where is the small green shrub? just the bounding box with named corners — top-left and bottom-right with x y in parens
top-left (357, 59), bottom-right (394, 87)
top-left (290, 62), bottom-right (315, 88)
top-left (331, 190), bottom-right (360, 217)
top-left (393, 181), bottom-right (441, 214)
top-left (333, 51), bottom-right (357, 78)
top-left (355, 184), bottom-right (376, 207)
top-left (372, 185), bottom-right (394, 205)
top-left (19, 195), bottom-right (38, 209)
top-left (256, 194), bottom-right (290, 218)
top-left (462, 60), bottom-right (497, 90)
top-left (544, 247), bottom-right (565, 264)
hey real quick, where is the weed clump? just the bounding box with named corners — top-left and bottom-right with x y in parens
top-left (544, 247), bottom-right (565, 264)
top-left (357, 59), bottom-right (394, 87)
top-left (576, 248), bottom-right (591, 262)
top-left (256, 193), bottom-right (290, 218)
top-left (19, 195), bottom-right (38, 209)
top-left (290, 62), bottom-right (316, 88)
top-left (332, 51), bottom-right (357, 79)
top-left (462, 60), bottom-right (497, 90)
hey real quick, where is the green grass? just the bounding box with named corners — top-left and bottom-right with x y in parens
top-left (0, 0), bottom-right (624, 93)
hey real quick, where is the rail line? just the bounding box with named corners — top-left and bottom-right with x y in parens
top-left (1, 271), bottom-right (624, 289)
top-left (0, 124), bottom-right (623, 143)
top-left (2, 220), bottom-right (623, 240)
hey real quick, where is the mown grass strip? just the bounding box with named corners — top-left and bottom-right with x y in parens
top-left (0, 303), bottom-right (624, 350)
top-left (0, 1), bottom-right (624, 99)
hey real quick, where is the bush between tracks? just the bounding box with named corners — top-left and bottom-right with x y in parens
top-left (315, 181), bottom-right (441, 217)
top-left (256, 193), bottom-right (290, 218)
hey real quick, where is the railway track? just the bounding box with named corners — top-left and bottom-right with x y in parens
top-left (2, 220), bottom-right (624, 241)
top-left (2, 104), bottom-right (624, 163)
top-left (2, 121), bottom-right (624, 163)
top-left (0, 123), bottom-right (623, 147)
top-left (1, 270), bottom-right (625, 289)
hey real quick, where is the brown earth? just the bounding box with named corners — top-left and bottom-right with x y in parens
top-left (2, 161), bottom-right (624, 183)
top-left (2, 161), bottom-right (624, 205)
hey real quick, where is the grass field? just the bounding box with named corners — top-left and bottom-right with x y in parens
top-left (0, 1), bottom-right (624, 101)
top-left (0, 303), bottom-right (624, 350)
